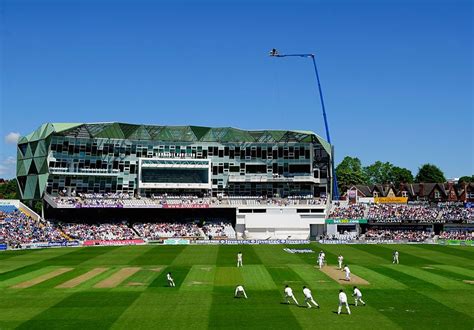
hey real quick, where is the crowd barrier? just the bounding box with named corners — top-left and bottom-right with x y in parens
top-left (82, 239), bottom-right (145, 246)
top-left (2, 238), bottom-right (472, 251)
top-left (194, 239), bottom-right (311, 245)
top-left (438, 239), bottom-right (474, 246)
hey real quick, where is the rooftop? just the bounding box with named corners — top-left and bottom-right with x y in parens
top-left (19, 123), bottom-right (331, 152)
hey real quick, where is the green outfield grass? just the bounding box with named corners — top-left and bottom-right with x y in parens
top-left (0, 244), bottom-right (473, 329)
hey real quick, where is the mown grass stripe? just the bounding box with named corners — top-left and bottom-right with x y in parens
top-left (414, 244), bottom-right (474, 262)
top-left (119, 267), bottom-right (164, 289)
top-left (266, 265), bottom-right (306, 288)
top-left (384, 264), bottom-right (468, 289)
top-left (350, 244), bottom-right (441, 266)
top-left (111, 291), bottom-right (213, 330)
top-left (367, 289), bottom-right (474, 329)
top-left (433, 265), bottom-right (474, 278)
top-left (419, 289), bottom-right (474, 319)
top-left (419, 266), bottom-right (474, 282)
top-left (172, 245), bottom-right (219, 265)
top-left (0, 249), bottom-right (39, 260)
top-left (365, 266), bottom-right (441, 289)
top-left (349, 265), bottom-right (406, 289)
top-left (0, 247), bottom-right (117, 283)
top-left (253, 245), bottom-right (306, 265)
top-left (215, 245), bottom-right (262, 266)
top-left (0, 290), bottom-right (72, 329)
top-left (129, 245), bottom-right (187, 265)
top-left (12, 268), bottom-right (73, 289)
top-left (214, 267), bottom-right (244, 286)
top-left (208, 287), bottom-right (302, 330)
top-left (16, 291), bottom-right (141, 330)
top-left (0, 248), bottom-right (82, 274)
top-left (240, 265), bottom-right (277, 290)
top-left (0, 266), bottom-right (59, 288)
top-left (148, 265), bottom-right (191, 288)
top-left (180, 265), bottom-right (216, 292)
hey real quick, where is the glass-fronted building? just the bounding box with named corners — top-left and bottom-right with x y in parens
top-left (16, 123), bottom-right (333, 200)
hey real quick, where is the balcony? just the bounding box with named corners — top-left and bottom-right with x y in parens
top-left (49, 167), bottom-right (119, 176)
top-left (227, 174), bottom-right (320, 184)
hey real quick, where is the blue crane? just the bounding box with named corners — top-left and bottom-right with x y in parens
top-left (269, 48), bottom-right (339, 200)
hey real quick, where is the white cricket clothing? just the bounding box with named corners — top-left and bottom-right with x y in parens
top-left (284, 287), bottom-right (299, 304)
top-left (235, 285), bottom-right (247, 298)
top-left (354, 288), bottom-right (362, 298)
top-left (339, 292), bottom-right (348, 303)
top-left (338, 292), bottom-right (351, 314)
top-left (343, 266), bottom-right (350, 274)
top-left (167, 273), bottom-right (175, 287)
top-left (303, 288), bottom-right (319, 307)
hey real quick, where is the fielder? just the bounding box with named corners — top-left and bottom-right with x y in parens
top-left (302, 286), bottom-right (320, 309)
top-left (318, 255), bottom-right (324, 269)
top-left (352, 286), bottom-right (366, 306)
top-left (237, 251), bottom-right (243, 267)
top-left (393, 250), bottom-right (399, 264)
top-left (338, 254), bottom-right (344, 270)
top-left (343, 265), bottom-right (351, 281)
top-left (284, 285), bottom-right (299, 305)
top-left (234, 285), bottom-right (248, 299)
top-left (338, 289), bottom-right (351, 315)
top-left (167, 272), bottom-right (175, 287)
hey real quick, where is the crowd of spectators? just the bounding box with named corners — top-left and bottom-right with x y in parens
top-left (133, 222), bottom-right (202, 239)
top-left (60, 223), bottom-right (136, 240)
top-left (438, 207), bottom-right (474, 221)
top-left (329, 204), bottom-right (367, 219)
top-left (367, 205), bottom-right (439, 221)
top-left (0, 209), bottom-right (64, 245)
top-left (363, 229), bottom-right (435, 242)
top-left (228, 196), bottom-right (326, 207)
top-left (438, 230), bottom-right (473, 241)
top-left (201, 222), bottom-right (236, 239)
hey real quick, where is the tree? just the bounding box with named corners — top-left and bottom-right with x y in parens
top-left (364, 161), bottom-right (394, 184)
top-left (33, 201), bottom-right (43, 215)
top-left (363, 162), bottom-right (414, 185)
top-left (415, 164), bottom-right (446, 183)
top-left (391, 166), bottom-right (414, 185)
top-left (458, 175), bottom-right (474, 184)
top-left (0, 179), bottom-right (20, 199)
top-left (336, 156), bottom-right (368, 190)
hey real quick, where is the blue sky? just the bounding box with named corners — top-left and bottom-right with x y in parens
top-left (1, 0), bottom-right (472, 179)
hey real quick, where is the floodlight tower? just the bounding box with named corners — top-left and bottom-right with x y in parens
top-left (269, 48), bottom-right (339, 200)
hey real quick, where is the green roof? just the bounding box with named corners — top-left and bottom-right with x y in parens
top-left (20, 123), bottom-right (331, 153)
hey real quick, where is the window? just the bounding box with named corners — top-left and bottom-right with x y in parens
top-left (434, 190), bottom-right (441, 199)
top-left (402, 191), bottom-right (408, 197)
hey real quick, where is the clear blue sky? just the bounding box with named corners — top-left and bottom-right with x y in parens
top-left (1, 0), bottom-right (472, 179)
